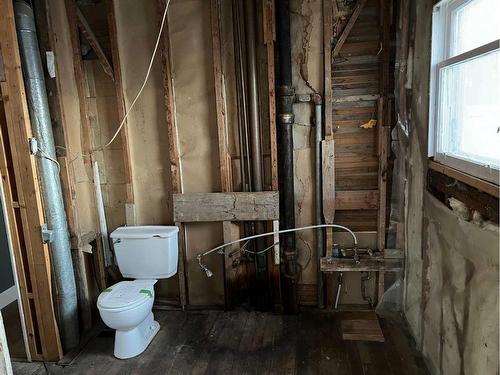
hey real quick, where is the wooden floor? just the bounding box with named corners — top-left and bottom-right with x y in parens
top-left (13, 309), bottom-right (429, 375)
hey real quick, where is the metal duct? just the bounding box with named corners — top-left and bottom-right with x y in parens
top-left (14, 0), bottom-right (79, 350)
top-left (243, 0), bottom-right (267, 285)
top-left (276, 0), bottom-right (298, 313)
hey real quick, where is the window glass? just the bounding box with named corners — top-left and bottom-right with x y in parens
top-left (439, 50), bottom-right (500, 168)
top-left (450, 0), bottom-right (500, 57)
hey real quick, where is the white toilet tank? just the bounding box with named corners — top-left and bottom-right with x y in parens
top-left (110, 226), bottom-right (179, 279)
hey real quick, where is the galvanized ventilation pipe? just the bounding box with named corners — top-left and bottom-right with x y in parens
top-left (14, 0), bottom-right (79, 350)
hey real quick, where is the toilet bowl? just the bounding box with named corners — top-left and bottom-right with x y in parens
top-left (97, 225), bottom-right (179, 359)
top-left (98, 280), bottom-right (159, 359)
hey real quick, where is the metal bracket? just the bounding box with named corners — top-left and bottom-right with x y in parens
top-left (40, 223), bottom-right (54, 243)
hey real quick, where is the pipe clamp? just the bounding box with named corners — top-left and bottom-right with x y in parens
top-left (40, 223), bottom-right (54, 243)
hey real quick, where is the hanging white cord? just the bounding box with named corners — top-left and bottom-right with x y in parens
top-left (99, 0), bottom-right (171, 150)
top-left (197, 224), bottom-right (358, 277)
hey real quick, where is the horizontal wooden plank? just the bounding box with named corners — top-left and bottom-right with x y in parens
top-left (333, 209), bottom-right (378, 231)
top-left (333, 94), bottom-right (380, 106)
top-left (428, 160), bottom-right (499, 198)
top-left (335, 190), bottom-right (379, 210)
top-left (320, 257), bottom-right (403, 272)
top-left (173, 192), bottom-right (279, 222)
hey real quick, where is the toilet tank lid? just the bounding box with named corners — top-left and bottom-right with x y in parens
top-left (110, 226), bottom-right (179, 239)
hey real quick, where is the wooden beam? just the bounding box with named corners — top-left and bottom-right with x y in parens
top-left (263, 0), bottom-right (281, 310)
top-left (264, 0), bottom-right (278, 191)
top-left (222, 221), bottom-right (240, 308)
top-left (0, 0), bottom-right (63, 359)
top-left (175, 222), bottom-right (188, 307)
top-left (211, 0), bottom-right (235, 309)
top-left (336, 190), bottom-right (379, 210)
top-left (0, 109), bottom-right (37, 360)
top-left (157, 0), bottom-right (181, 194)
top-left (64, 0), bottom-right (92, 176)
top-left (106, 0), bottom-right (135, 210)
top-left (173, 192), bottom-right (280, 222)
top-left (323, 0), bottom-right (334, 136)
top-left (320, 257), bottom-right (403, 272)
top-left (211, 0), bottom-right (232, 192)
top-left (428, 160), bottom-right (499, 198)
top-left (75, 7), bottom-right (114, 81)
top-left (157, 0), bottom-right (186, 308)
top-left (322, 139), bottom-right (336, 223)
top-left (333, 0), bottom-right (368, 58)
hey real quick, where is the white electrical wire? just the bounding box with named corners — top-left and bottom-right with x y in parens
top-left (98, 0), bottom-right (171, 150)
top-left (198, 224), bottom-right (358, 260)
top-left (37, 149), bottom-right (61, 174)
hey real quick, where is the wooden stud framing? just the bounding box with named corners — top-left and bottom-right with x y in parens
top-left (263, 0), bottom-right (282, 309)
top-left (210, 0), bottom-right (235, 309)
top-left (64, 0), bottom-right (92, 177)
top-left (157, 0), bottom-right (187, 308)
top-left (106, 0), bottom-right (135, 211)
top-left (211, 0), bottom-right (232, 193)
top-left (323, 0), bottom-right (334, 137)
top-left (264, 0), bottom-right (278, 191)
top-left (333, 0), bottom-right (368, 58)
top-left (0, 108), bottom-right (36, 360)
top-left (76, 8), bottom-right (114, 81)
top-left (0, 0), bottom-right (63, 359)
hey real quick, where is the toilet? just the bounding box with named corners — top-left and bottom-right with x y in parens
top-left (97, 225), bottom-right (179, 359)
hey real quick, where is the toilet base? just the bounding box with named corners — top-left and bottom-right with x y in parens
top-left (114, 312), bottom-right (160, 359)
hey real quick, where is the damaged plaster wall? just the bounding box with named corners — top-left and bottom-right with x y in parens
top-left (400, 0), bottom-right (499, 374)
top-left (420, 194), bottom-right (498, 375)
top-left (291, 0), bottom-right (323, 289)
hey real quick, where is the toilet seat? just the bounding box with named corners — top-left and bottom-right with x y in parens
top-left (98, 280), bottom-right (156, 312)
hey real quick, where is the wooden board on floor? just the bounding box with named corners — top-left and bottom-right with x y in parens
top-left (341, 317), bottom-right (385, 342)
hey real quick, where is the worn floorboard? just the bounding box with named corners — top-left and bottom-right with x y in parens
top-left (12, 310), bottom-right (429, 375)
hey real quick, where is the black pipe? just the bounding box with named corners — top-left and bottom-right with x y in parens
top-left (276, 0), bottom-right (298, 313)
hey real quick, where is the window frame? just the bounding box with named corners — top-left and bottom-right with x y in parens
top-left (429, 0), bottom-right (500, 185)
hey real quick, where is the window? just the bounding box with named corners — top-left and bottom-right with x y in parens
top-left (429, 0), bottom-right (500, 184)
